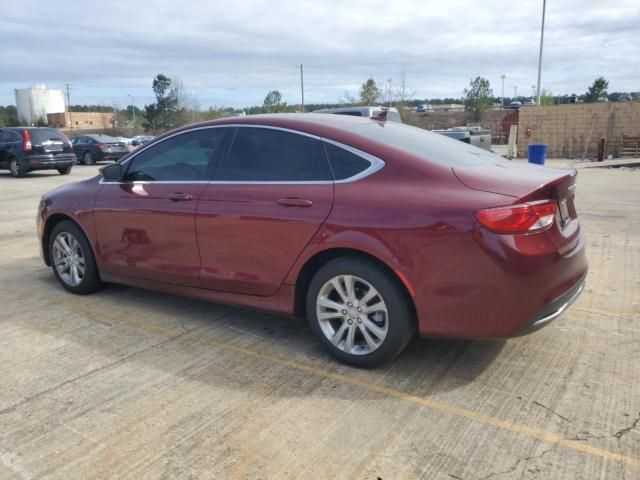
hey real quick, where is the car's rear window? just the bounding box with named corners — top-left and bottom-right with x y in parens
top-left (350, 122), bottom-right (501, 167)
top-left (29, 128), bottom-right (66, 143)
top-left (90, 135), bottom-right (119, 143)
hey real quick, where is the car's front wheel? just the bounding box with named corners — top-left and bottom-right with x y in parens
top-left (57, 166), bottom-right (72, 175)
top-left (82, 152), bottom-right (94, 165)
top-left (306, 257), bottom-right (414, 367)
top-left (49, 220), bottom-right (102, 294)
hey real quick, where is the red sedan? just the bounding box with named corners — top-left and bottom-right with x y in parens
top-left (37, 114), bottom-right (587, 367)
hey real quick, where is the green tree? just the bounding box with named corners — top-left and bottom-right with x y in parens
top-left (584, 76), bottom-right (609, 102)
top-left (0, 105), bottom-right (19, 127)
top-left (463, 76), bottom-right (493, 121)
top-left (360, 78), bottom-right (380, 105)
top-left (540, 88), bottom-right (554, 106)
top-left (144, 74), bottom-right (179, 132)
top-left (263, 90), bottom-right (284, 113)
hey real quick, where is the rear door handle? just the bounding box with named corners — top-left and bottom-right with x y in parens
top-left (168, 192), bottom-right (194, 201)
top-left (277, 198), bottom-right (313, 207)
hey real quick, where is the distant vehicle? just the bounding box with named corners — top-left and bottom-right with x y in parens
top-left (131, 135), bottom-right (154, 147)
top-left (0, 127), bottom-right (76, 177)
top-left (522, 99), bottom-right (536, 107)
top-left (70, 134), bottom-right (128, 165)
top-left (433, 126), bottom-right (492, 151)
top-left (313, 106), bottom-right (402, 123)
top-left (415, 104), bottom-right (427, 112)
top-left (506, 101), bottom-right (522, 110)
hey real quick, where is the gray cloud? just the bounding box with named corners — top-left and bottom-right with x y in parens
top-left (0, 0), bottom-right (638, 107)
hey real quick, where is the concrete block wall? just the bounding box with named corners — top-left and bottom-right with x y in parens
top-left (517, 102), bottom-right (640, 158)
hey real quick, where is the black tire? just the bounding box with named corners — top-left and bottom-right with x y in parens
top-left (57, 166), bottom-right (72, 175)
top-left (48, 220), bottom-right (102, 294)
top-left (306, 257), bottom-right (414, 368)
top-left (9, 157), bottom-right (26, 178)
top-left (82, 152), bottom-right (94, 165)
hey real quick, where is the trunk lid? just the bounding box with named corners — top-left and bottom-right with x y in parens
top-left (454, 161), bottom-right (580, 252)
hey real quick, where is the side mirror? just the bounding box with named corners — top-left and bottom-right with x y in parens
top-left (100, 163), bottom-right (124, 182)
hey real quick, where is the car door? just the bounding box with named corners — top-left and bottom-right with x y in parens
top-left (93, 127), bottom-right (228, 286)
top-left (0, 130), bottom-right (8, 165)
top-left (71, 136), bottom-right (86, 156)
top-left (196, 126), bottom-right (334, 296)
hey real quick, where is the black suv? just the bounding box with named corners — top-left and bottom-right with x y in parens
top-left (0, 127), bottom-right (76, 177)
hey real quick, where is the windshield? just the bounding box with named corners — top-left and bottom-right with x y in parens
top-left (350, 121), bottom-right (503, 167)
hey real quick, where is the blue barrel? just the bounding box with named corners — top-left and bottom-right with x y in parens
top-left (528, 144), bottom-right (548, 165)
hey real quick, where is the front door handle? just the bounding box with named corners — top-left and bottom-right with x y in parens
top-left (277, 198), bottom-right (313, 207)
top-left (168, 192), bottom-right (194, 201)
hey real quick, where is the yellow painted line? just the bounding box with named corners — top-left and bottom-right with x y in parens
top-left (4, 285), bottom-right (640, 468)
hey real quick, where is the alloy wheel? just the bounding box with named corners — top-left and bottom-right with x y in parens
top-left (316, 274), bottom-right (389, 355)
top-left (52, 232), bottom-right (86, 286)
top-left (10, 159), bottom-right (21, 177)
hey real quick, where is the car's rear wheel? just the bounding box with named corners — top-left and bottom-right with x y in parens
top-left (9, 158), bottom-right (26, 178)
top-left (49, 220), bottom-right (102, 294)
top-left (57, 166), bottom-right (72, 175)
top-left (306, 257), bottom-right (414, 367)
top-left (82, 152), bottom-right (94, 165)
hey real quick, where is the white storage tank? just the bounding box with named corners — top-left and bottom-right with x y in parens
top-left (14, 84), bottom-right (66, 126)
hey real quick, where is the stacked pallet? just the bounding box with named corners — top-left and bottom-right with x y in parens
top-left (620, 135), bottom-right (640, 158)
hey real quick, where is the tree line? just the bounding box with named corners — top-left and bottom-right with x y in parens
top-left (0, 74), bottom-right (636, 130)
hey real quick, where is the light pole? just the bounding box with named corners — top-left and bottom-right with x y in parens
top-left (128, 94), bottom-right (135, 126)
top-left (500, 74), bottom-right (506, 109)
top-left (536, 0), bottom-right (546, 105)
top-left (531, 84), bottom-right (536, 98)
top-left (388, 78), bottom-right (392, 108)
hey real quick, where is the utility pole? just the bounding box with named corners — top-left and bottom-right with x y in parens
top-left (500, 74), bottom-right (506, 109)
top-left (388, 78), bottom-right (392, 108)
top-left (128, 94), bottom-right (135, 126)
top-left (536, 0), bottom-right (546, 105)
top-left (513, 86), bottom-right (518, 99)
top-left (531, 84), bottom-right (536, 98)
top-left (298, 64), bottom-right (304, 112)
top-left (65, 83), bottom-right (73, 129)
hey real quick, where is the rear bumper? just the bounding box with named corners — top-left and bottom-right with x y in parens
top-left (412, 227), bottom-right (588, 339)
top-left (97, 151), bottom-right (127, 161)
top-left (516, 273), bottom-right (586, 336)
top-left (25, 154), bottom-right (76, 169)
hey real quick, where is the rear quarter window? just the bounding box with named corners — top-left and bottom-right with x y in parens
top-left (323, 143), bottom-right (372, 180)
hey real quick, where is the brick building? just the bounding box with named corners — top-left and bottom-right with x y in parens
top-left (47, 112), bottom-right (116, 130)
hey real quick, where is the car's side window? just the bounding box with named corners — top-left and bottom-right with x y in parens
top-left (323, 143), bottom-right (372, 180)
top-left (219, 127), bottom-right (331, 182)
top-left (125, 128), bottom-right (227, 182)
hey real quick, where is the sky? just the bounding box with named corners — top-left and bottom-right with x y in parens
top-left (1, 0), bottom-right (638, 109)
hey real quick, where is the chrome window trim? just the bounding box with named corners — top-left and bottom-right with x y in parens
top-left (100, 123), bottom-right (385, 185)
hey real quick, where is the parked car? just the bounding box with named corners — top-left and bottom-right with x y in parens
top-left (37, 114), bottom-right (587, 367)
top-left (0, 127), bottom-right (76, 177)
top-left (70, 134), bottom-right (129, 165)
top-left (313, 106), bottom-right (402, 123)
top-left (415, 104), bottom-right (427, 112)
top-left (130, 135), bottom-right (154, 147)
top-left (506, 101), bottom-right (522, 110)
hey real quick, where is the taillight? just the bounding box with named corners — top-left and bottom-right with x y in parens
top-left (22, 130), bottom-right (32, 152)
top-left (96, 143), bottom-right (108, 149)
top-left (476, 200), bottom-right (557, 234)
